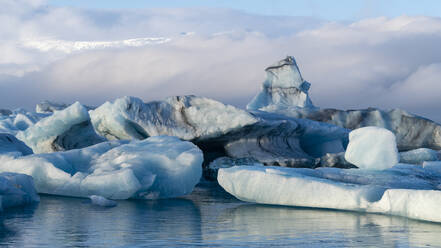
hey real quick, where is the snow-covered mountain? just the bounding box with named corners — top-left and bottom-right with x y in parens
top-left (22, 37), bottom-right (171, 53)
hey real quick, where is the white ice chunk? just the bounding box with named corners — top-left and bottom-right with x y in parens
top-left (0, 136), bottom-right (203, 199)
top-left (247, 56), bottom-right (316, 111)
top-left (345, 127), bottom-right (399, 170)
top-left (0, 110), bottom-right (46, 135)
top-left (400, 148), bottom-right (439, 165)
top-left (370, 189), bottom-right (441, 222)
top-left (13, 113), bottom-right (38, 130)
top-left (17, 102), bottom-right (103, 153)
top-left (0, 133), bottom-right (33, 156)
top-left (17, 102), bottom-right (88, 153)
top-left (90, 95), bottom-right (257, 141)
top-left (89, 195), bottom-right (117, 207)
top-left (0, 172), bottom-right (39, 211)
top-left (218, 166), bottom-right (441, 223)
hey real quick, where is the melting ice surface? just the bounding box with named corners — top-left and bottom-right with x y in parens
top-left (218, 165), bottom-right (441, 223)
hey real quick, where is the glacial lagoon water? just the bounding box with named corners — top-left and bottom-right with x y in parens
top-left (1, 182), bottom-right (441, 247)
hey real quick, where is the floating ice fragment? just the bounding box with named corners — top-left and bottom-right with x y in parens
top-left (89, 195), bottom-right (117, 207)
top-left (345, 127), bottom-right (399, 170)
top-left (218, 165), bottom-right (441, 223)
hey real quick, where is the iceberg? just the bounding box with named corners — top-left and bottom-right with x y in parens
top-left (295, 108), bottom-right (441, 151)
top-left (345, 127), bottom-right (399, 170)
top-left (0, 110), bottom-right (47, 135)
top-left (247, 56), bottom-right (316, 112)
top-left (89, 95), bottom-right (348, 168)
top-left (90, 95), bottom-right (257, 141)
top-left (247, 57), bottom-right (441, 151)
top-left (17, 102), bottom-right (104, 153)
top-left (0, 172), bottom-right (40, 211)
top-left (218, 165), bottom-right (441, 223)
top-left (0, 136), bottom-right (203, 199)
top-left (199, 111), bottom-right (349, 166)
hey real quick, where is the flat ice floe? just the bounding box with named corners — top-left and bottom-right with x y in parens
top-left (0, 136), bottom-right (203, 199)
top-left (218, 165), bottom-right (441, 223)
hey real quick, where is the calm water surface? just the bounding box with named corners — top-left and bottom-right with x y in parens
top-left (1, 182), bottom-right (441, 247)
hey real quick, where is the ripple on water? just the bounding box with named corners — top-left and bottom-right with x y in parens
top-left (1, 182), bottom-right (441, 247)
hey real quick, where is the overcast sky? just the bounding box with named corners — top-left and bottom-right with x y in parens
top-left (1, 0), bottom-right (441, 122)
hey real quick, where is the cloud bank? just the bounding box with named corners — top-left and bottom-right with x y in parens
top-left (1, 0), bottom-right (441, 122)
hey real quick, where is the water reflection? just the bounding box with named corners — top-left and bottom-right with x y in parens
top-left (0, 203), bottom-right (38, 246)
top-left (0, 196), bottom-right (201, 247)
top-left (211, 204), bottom-right (441, 247)
top-left (1, 184), bottom-right (441, 247)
